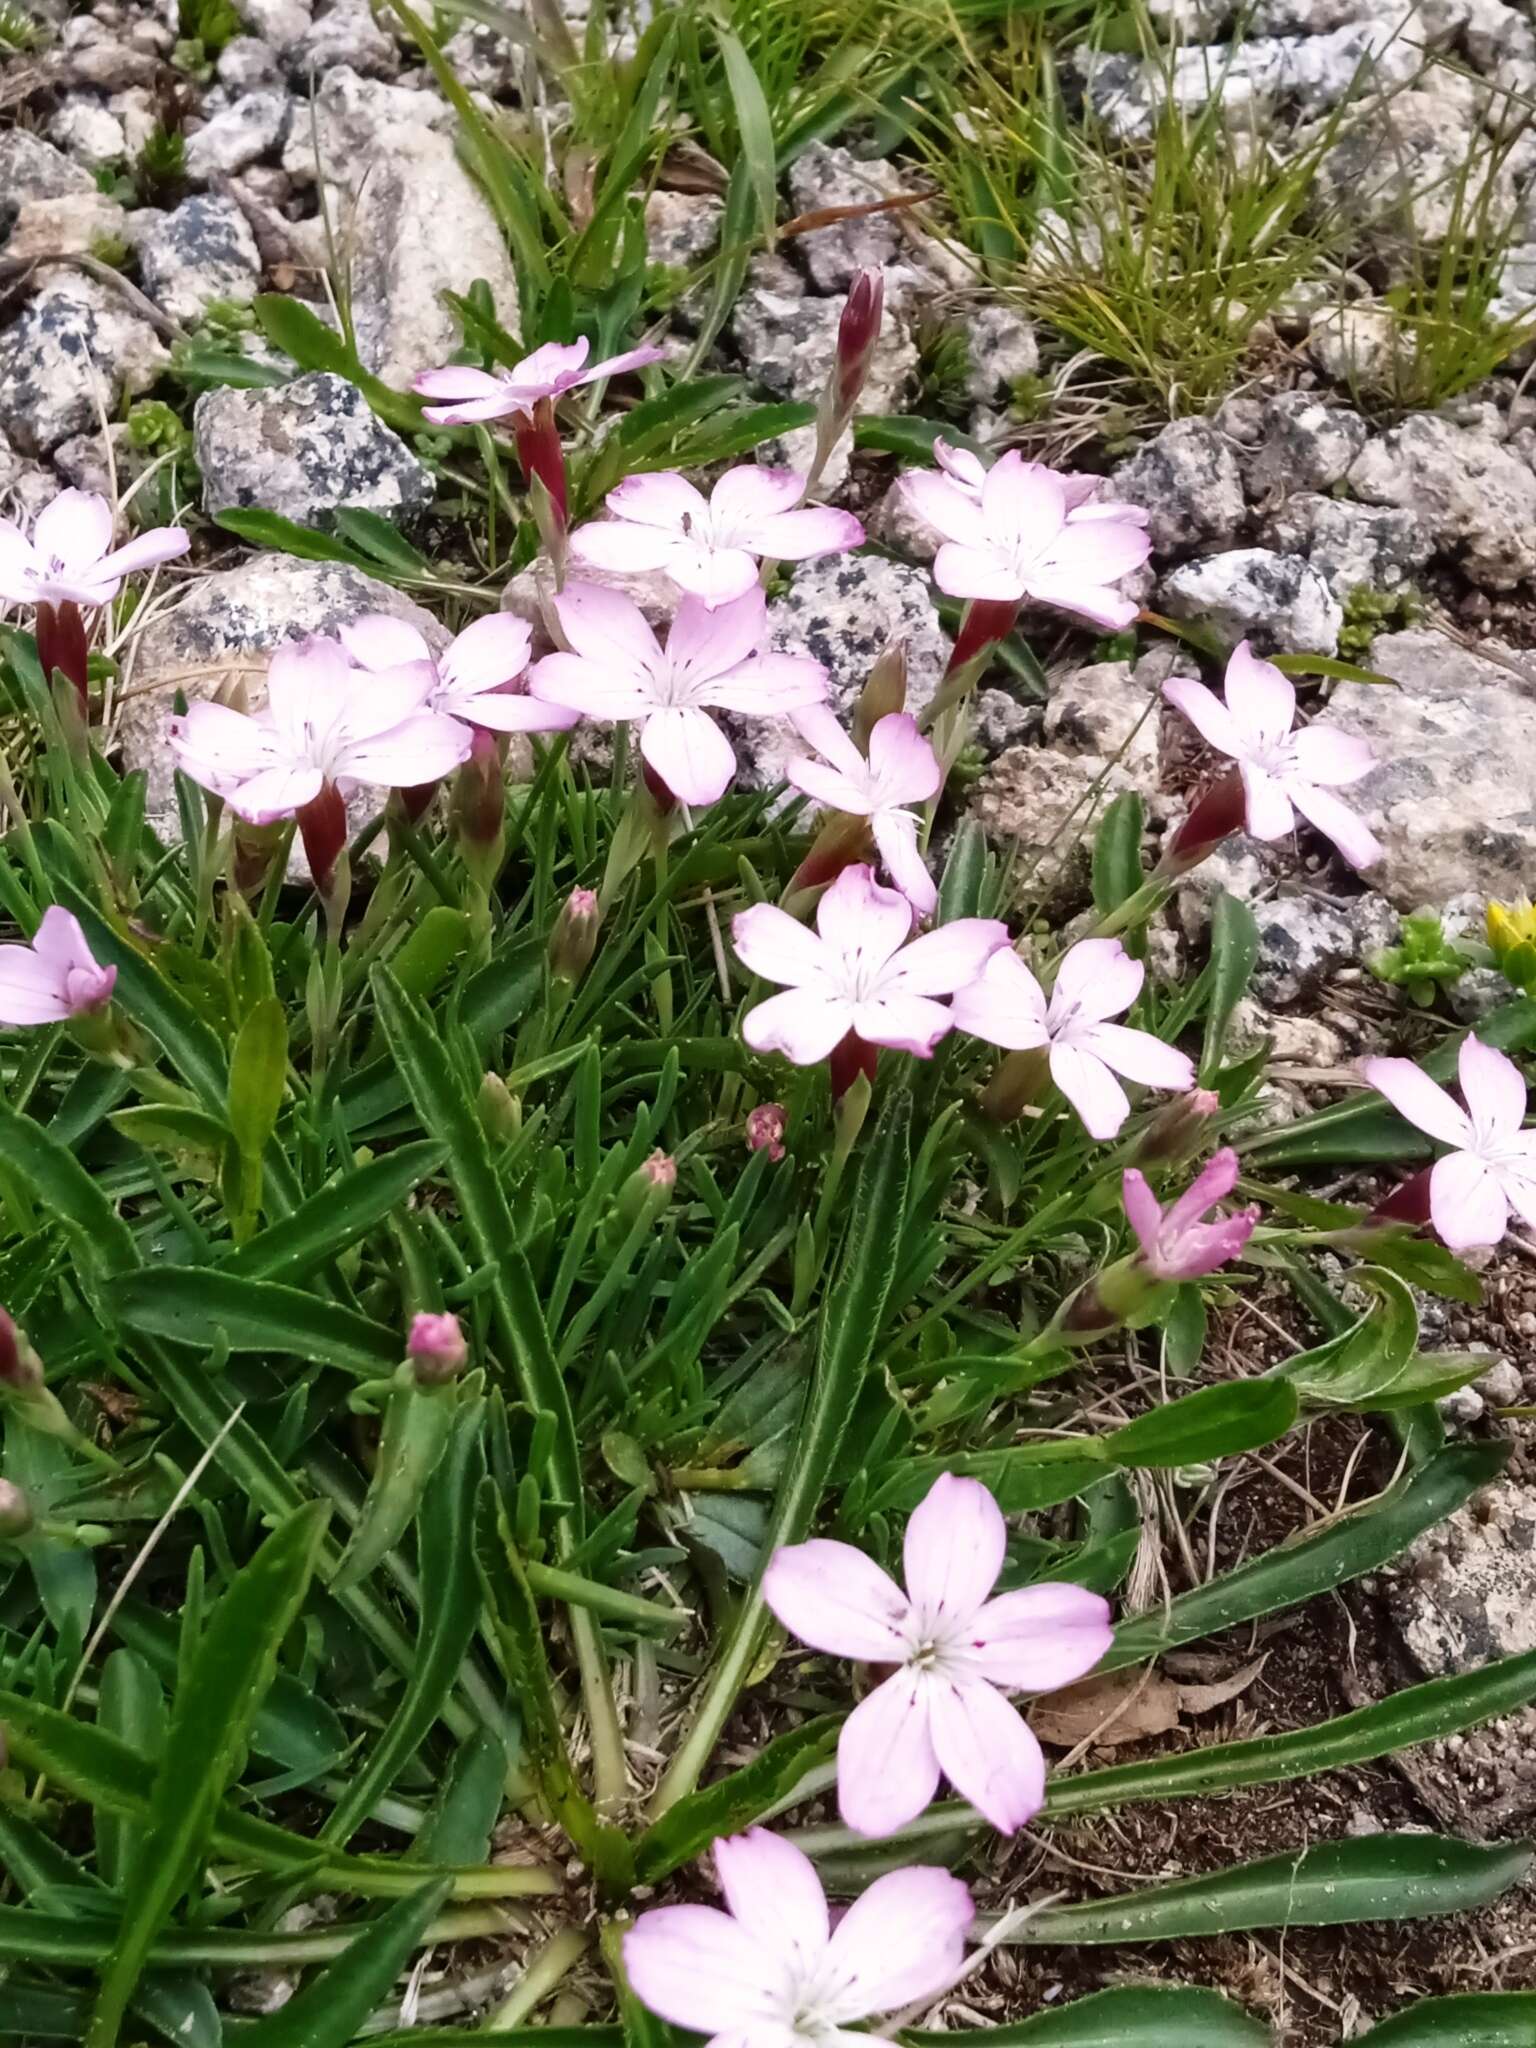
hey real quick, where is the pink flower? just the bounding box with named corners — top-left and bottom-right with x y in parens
top-left (1361, 1035), bottom-right (1536, 1250)
top-left (746, 1102), bottom-right (787, 1160)
top-left (1163, 640), bottom-right (1381, 869)
top-left (337, 611), bottom-right (577, 735)
top-left (169, 635), bottom-right (472, 823)
top-left (569, 467), bottom-right (864, 609)
top-left (0, 488), bottom-right (188, 608)
top-left (786, 706), bottom-right (941, 915)
top-left (931, 441), bottom-right (1149, 522)
top-left (764, 1474), bottom-right (1113, 1836)
top-left (528, 583), bottom-right (826, 807)
top-left (0, 908), bottom-right (116, 1026)
top-left (1122, 1148), bottom-right (1258, 1280)
top-left (412, 338), bottom-right (664, 425)
top-left (733, 864), bottom-right (1007, 1065)
top-left (953, 936), bottom-right (1195, 1140)
top-left (406, 1311), bottom-right (467, 1383)
top-left (624, 1829), bottom-right (973, 2045)
top-left (899, 450), bottom-right (1151, 629)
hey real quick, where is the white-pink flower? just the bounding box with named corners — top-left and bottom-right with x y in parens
top-left (624, 1829), bottom-right (973, 2047)
top-left (0, 908), bottom-right (116, 1026)
top-left (1163, 640), bottom-right (1381, 869)
top-left (337, 611), bottom-right (577, 735)
top-left (528, 582), bottom-right (826, 807)
top-left (786, 706), bottom-right (941, 915)
top-left (569, 467), bottom-right (864, 609)
top-left (1123, 1147), bottom-right (1259, 1280)
top-left (1361, 1035), bottom-right (1536, 1250)
top-left (0, 489), bottom-right (188, 609)
top-left (931, 441), bottom-right (1147, 524)
top-left (412, 338), bottom-right (664, 426)
top-left (953, 936), bottom-right (1195, 1140)
top-left (169, 635), bottom-right (472, 823)
top-left (899, 450), bottom-right (1151, 629)
top-left (733, 864), bottom-right (1007, 1065)
top-left (764, 1474), bottom-right (1112, 1836)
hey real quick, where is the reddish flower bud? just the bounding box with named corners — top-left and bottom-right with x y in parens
top-left (407, 1311), bottom-right (468, 1385)
top-left (1132, 1087), bottom-right (1221, 1167)
top-left (945, 599), bottom-right (1021, 681)
top-left (836, 267), bottom-right (885, 412)
top-left (746, 1103), bottom-right (787, 1161)
top-left (0, 1309), bottom-right (43, 1393)
top-left (1156, 771), bottom-right (1247, 878)
top-left (513, 397), bottom-right (568, 526)
top-left (548, 887), bottom-right (600, 985)
top-left (0, 1480), bottom-right (33, 1539)
top-left (1364, 1165), bottom-right (1436, 1232)
top-left (853, 639), bottom-right (908, 744)
top-left (829, 1029), bottom-right (878, 1103)
top-left (452, 727), bottom-right (506, 855)
top-left (296, 782), bottom-right (348, 896)
top-left (615, 1149), bottom-right (678, 1229)
top-left (35, 599), bottom-right (91, 715)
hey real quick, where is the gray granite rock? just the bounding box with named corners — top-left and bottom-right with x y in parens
top-left (1388, 1480), bottom-right (1536, 1676)
top-left (1249, 893), bottom-right (1360, 1006)
top-left (2, 191), bottom-right (135, 263)
top-left (784, 142), bottom-right (906, 292)
top-left (1158, 548), bottom-right (1343, 654)
top-left (47, 96), bottom-right (127, 169)
top-left (0, 276), bottom-right (168, 454)
top-left (1347, 413), bottom-right (1536, 590)
top-left (287, 0), bottom-right (399, 74)
top-left (1110, 419), bottom-right (1245, 558)
top-left (1263, 495), bottom-right (1431, 600)
top-left (964, 302), bottom-right (1039, 402)
top-left (185, 90), bottom-right (292, 178)
top-left (138, 194), bottom-right (263, 323)
top-left (1307, 302), bottom-right (1403, 396)
top-left (1042, 656), bottom-right (1160, 779)
top-left (0, 134), bottom-right (94, 240)
top-left (1307, 87), bottom-right (1517, 253)
top-left (730, 274), bottom-right (917, 412)
top-left (217, 35), bottom-right (284, 87)
top-left (1243, 392), bottom-right (1368, 497)
top-left (194, 372), bottom-right (433, 528)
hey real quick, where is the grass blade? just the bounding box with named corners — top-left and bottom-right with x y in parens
top-left (112, 1269), bottom-right (401, 1373)
top-left (909, 1984), bottom-right (1268, 2045)
top-left (240, 1880), bottom-right (453, 2048)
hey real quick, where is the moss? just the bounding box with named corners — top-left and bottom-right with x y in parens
top-left (1338, 583), bottom-right (1422, 663)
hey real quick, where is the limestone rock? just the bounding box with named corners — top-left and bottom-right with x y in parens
top-left (1264, 495), bottom-right (1431, 600)
top-left (185, 90), bottom-right (293, 179)
top-left (3, 191), bottom-right (135, 263)
top-left (1243, 392), bottom-right (1368, 497)
top-left (967, 745), bottom-right (1144, 893)
top-left (1308, 89), bottom-right (1518, 252)
top-left (1042, 657), bottom-right (1160, 780)
top-left (0, 276), bottom-right (169, 455)
top-left (964, 302), bottom-right (1039, 402)
top-left (1158, 548), bottom-right (1343, 654)
top-left (47, 97), bottom-right (127, 169)
top-left (1307, 302), bottom-right (1404, 396)
top-left (1110, 419), bottom-right (1245, 558)
top-left (137, 194), bottom-right (263, 323)
top-left (0, 134), bottom-right (93, 239)
top-left (193, 372), bottom-right (433, 528)
top-left (1347, 413), bottom-right (1536, 590)
top-left (1388, 1481), bottom-right (1536, 1675)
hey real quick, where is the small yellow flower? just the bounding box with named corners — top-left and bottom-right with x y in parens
top-left (1487, 897), bottom-right (1536, 956)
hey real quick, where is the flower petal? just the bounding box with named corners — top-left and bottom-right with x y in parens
top-left (1081, 1021), bottom-right (1195, 1092)
top-left (981, 453), bottom-right (1067, 556)
top-left (667, 588), bottom-right (768, 689)
top-left (567, 519), bottom-right (682, 578)
top-left (1049, 937), bottom-right (1142, 1027)
top-left (786, 755), bottom-right (871, 814)
top-left (583, 342), bottom-right (666, 385)
top-left (1049, 1041), bottom-right (1130, 1139)
top-left (605, 470), bottom-right (709, 531)
top-left (1290, 722), bottom-right (1375, 787)
top-left (1285, 781), bottom-right (1381, 869)
top-left (1361, 1056), bottom-right (1474, 1149)
top-left (741, 987), bottom-right (854, 1064)
top-left (1459, 1033), bottom-right (1528, 1147)
top-left (762, 1537), bottom-right (911, 1659)
top-left (421, 393), bottom-right (522, 426)
top-left (790, 702), bottom-right (868, 784)
top-left (932, 543), bottom-right (1025, 603)
top-left (698, 653), bottom-right (828, 716)
top-left (460, 691), bottom-right (580, 733)
top-left (1223, 639), bottom-right (1295, 747)
top-left (1020, 573), bottom-right (1139, 633)
top-left (949, 947), bottom-right (1049, 1051)
top-left (0, 944), bottom-right (71, 1024)
top-left (622, 1907), bottom-right (782, 2035)
top-left (820, 1866), bottom-right (974, 2021)
top-left (528, 651), bottom-right (652, 722)
top-left (899, 469), bottom-right (989, 548)
top-left (851, 990), bottom-right (954, 1057)
top-left (714, 1830), bottom-right (828, 1968)
top-left (815, 864), bottom-right (912, 980)
top-left (0, 521), bottom-right (39, 601)
top-left (29, 906), bottom-right (97, 974)
top-left (340, 613), bottom-right (433, 672)
top-left (740, 506), bottom-right (864, 562)
top-left (667, 546), bottom-right (765, 609)
top-left (867, 714), bottom-right (942, 805)
top-left (1037, 516), bottom-right (1151, 585)
top-left (881, 918), bottom-right (1010, 998)
top-left (836, 1668), bottom-right (941, 1839)
top-left (1430, 1150), bottom-right (1509, 1251)
top-left (508, 339), bottom-right (590, 396)
top-left (413, 366), bottom-right (505, 401)
top-left (98, 526), bottom-right (190, 580)
top-left (872, 810), bottom-right (937, 916)
top-left (641, 705), bottom-right (737, 806)
top-left (551, 581), bottom-right (662, 676)
top-left (170, 700), bottom-right (284, 787)
top-left (440, 612), bottom-right (533, 695)
top-left (731, 902), bottom-right (832, 991)
top-left (928, 1677), bottom-right (1046, 1834)
top-left (1239, 762), bottom-right (1295, 842)
top-left (1121, 1168), bottom-right (1164, 1260)
top-left (710, 465), bottom-right (806, 527)
top-left (903, 1472), bottom-right (1005, 1626)
top-left (339, 711), bottom-right (472, 789)
top-left (968, 1583), bottom-right (1113, 1692)
top-left (1161, 1146), bottom-right (1241, 1238)
top-left (224, 763), bottom-right (326, 822)
top-left (1162, 677), bottom-right (1240, 758)
top-left (33, 489), bottom-right (112, 571)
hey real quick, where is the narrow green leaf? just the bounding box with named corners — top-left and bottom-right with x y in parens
top-left (908, 1984), bottom-right (1268, 2045)
top-left (1105, 1379), bottom-right (1299, 1469)
top-left (226, 1141), bottom-right (447, 1280)
top-left (1201, 892), bottom-right (1260, 1080)
top-left (112, 1269), bottom-right (400, 1373)
top-left (636, 1718), bottom-right (839, 1884)
top-left (1271, 650), bottom-right (1398, 687)
top-left (240, 1881), bottom-right (452, 2048)
top-left (1091, 792), bottom-right (1144, 917)
top-left (0, 1101), bottom-right (137, 1274)
top-left (86, 1502), bottom-right (329, 2048)
top-left (213, 508), bottom-right (370, 565)
top-left (870, 1448), bottom-right (1105, 1516)
top-left (715, 25), bottom-right (777, 245)
top-left (332, 507), bottom-right (432, 574)
top-left (227, 996), bottom-right (287, 1163)
top-left (1360, 1993), bottom-right (1536, 2044)
top-left (95, 1649), bottom-right (166, 1889)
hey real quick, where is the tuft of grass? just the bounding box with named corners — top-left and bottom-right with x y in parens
top-left (133, 121), bottom-right (188, 207)
top-left (177, 0), bottom-right (242, 54)
top-left (1338, 581), bottom-right (1421, 662)
top-left (0, 0), bottom-right (43, 50)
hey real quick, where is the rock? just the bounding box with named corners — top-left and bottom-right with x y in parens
top-left (0, 276), bottom-right (168, 455)
top-left (0, 134), bottom-right (94, 238)
top-left (1307, 302), bottom-right (1403, 395)
top-left (56, 15), bottom-right (160, 86)
top-left (1159, 549), bottom-right (1343, 655)
top-left (1243, 392), bottom-right (1368, 496)
top-left (784, 142), bottom-right (905, 291)
top-left (1248, 894), bottom-right (1360, 1006)
top-left (110, 86), bottom-right (162, 161)
top-left (3, 191), bottom-right (134, 263)
top-left (48, 96), bottom-right (128, 169)
top-left (644, 190), bottom-right (724, 273)
top-left (217, 35), bottom-right (284, 87)
top-left (1347, 414), bottom-right (1536, 590)
top-left (1307, 90), bottom-right (1518, 252)
top-left (1110, 419), bottom-right (1245, 558)
top-left (1388, 1481), bottom-right (1536, 1676)
top-left (1175, 837), bottom-right (1272, 940)
top-left (730, 275), bottom-right (918, 413)
top-left (1042, 656), bottom-right (1160, 779)
top-left (1476, 1357), bottom-right (1524, 1406)
top-left (1329, 629), bottom-right (1536, 908)
top-left (1260, 1009), bottom-right (1349, 1067)
top-left (967, 746), bottom-right (1145, 892)
top-left (504, 555), bottom-right (682, 641)
top-left (973, 686), bottom-right (1038, 755)
top-left (137, 194), bottom-right (263, 323)
top-left (964, 302), bottom-right (1039, 402)
top-left (442, 20), bottom-right (522, 90)
top-left (120, 553), bottom-right (439, 850)
top-left (744, 555), bottom-right (949, 791)
top-left (287, 0), bottom-right (399, 75)
top-left (281, 68), bottom-right (519, 388)
top-left (236, 0), bottom-right (310, 46)
top-left (1449, 966), bottom-right (1514, 1023)
top-left (194, 373), bottom-right (432, 529)
top-left (1489, 242), bottom-right (1536, 331)
top-left (185, 90), bottom-right (292, 178)
top-left (1264, 495), bottom-right (1431, 600)
top-left (1464, 0), bottom-right (1536, 65)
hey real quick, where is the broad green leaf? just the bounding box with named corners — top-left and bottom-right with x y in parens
top-left (1271, 650), bottom-right (1398, 687)
top-left (226, 1141), bottom-right (447, 1280)
top-left (225, 994), bottom-right (287, 1238)
top-left (937, 818), bottom-right (989, 923)
top-left (1091, 792), bottom-right (1144, 917)
top-left (1201, 892), bottom-right (1260, 1080)
top-left (240, 1881), bottom-right (452, 2048)
top-left (1105, 1379), bottom-right (1299, 1469)
top-left (411, 1731), bottom-right (508, 1866)
top-left (853, 416), bottom-right (984, 462)
top-left (0, 1101), bottom-right (136, 1275)
top-left (1005, 1834), bottom-right (1530, 1943)
top-left (86, 1503), bottom-right (329, 2048)
top-left (908, 1984), bottom-right (1268, 2045)
top-left (1101, 1441), bottom-right (1508, 1671)
top-left (1159, 1284), bottom-right (1207, 1378)
top-left (635, 1717), bottom-right (840, 1884)
top-left (1360, 1993), bottom-right (1536, 2044)
top-left (870, 1447), bottom-right (1105, 1515)
top-left (112, 1269), bottom-right (400, 1373)
top-left (250, 295), bottom-right (419, 432)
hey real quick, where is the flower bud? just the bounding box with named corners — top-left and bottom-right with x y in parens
top-left (548, 887), bottom-right (600, 985)
top-left (36, 598), bottom-right (91, 716)
top-left (452, 727), bottom-right (506, 872)
top-left (829, 1030), bottom-right (878, 1105)
top-left (1132, 1087), bottom-right (1220, 1167)
top-left (1362, 1165), bottom-right (1435, 1233)
top-left (0, 1309), bottom-right (44, 1393)
top-left (513, 397), bottom-right (568, 526)
top-left (746, 1103), bottom-right (787, 1161)
top-left (835, 267), bottom-right (885, 412)
top-left (853, 640), bottom-right (907, 745)
top-left (407, 1311), bottom-right (468, 1386)
top-left (0, 1480), bottom-right (33, 1539)
top-left (615, 1150), bottom-right (677, 1230)
top-left (980, 1046), bottom-right (1050, 1124)
top-left (1156, 771), bottom-right (1247, 878)
top-left (479, 1070), bottom-right (522, 1145)
top-left (296, 782), bottom-right (348, 897)
top-left (945, 599), bottom-right (1021, 683)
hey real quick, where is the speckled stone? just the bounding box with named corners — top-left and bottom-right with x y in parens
top-left (193, 371), bottom-right (433, 529)
top-left (0, 276), bottom-right (169, 455)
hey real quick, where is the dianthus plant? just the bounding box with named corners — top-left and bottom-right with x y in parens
top-left (0, 255), bottom-right (1524, 2048)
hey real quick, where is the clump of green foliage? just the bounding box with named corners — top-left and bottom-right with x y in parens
top-left (1338, 581), bottom-right (1422, 662)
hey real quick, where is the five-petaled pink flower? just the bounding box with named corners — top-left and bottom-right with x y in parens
top-left (569, 467), bottom-right (864, 609)
top-left (1122, 1147), bottom-right (1258, 1280)
top-left (786, 706), bottom-right (942, 915)
top-left (1163, 640), bottom-right (1381, 870)
top-left (733, 864), bottom-right (1007, 1066)
top-left (0, 908), bottom-right (116, 1026)
top-left (899, 450), bottom-right (1151, 630)
top-left (338, 611), bottom-right (577, 735)
top-left (0, 488), bottom-right (188, 608)
top-left (413, 338), bottom-right (664, 425)
top-left (1361, 1035), bottom-right (1536, 1250)
top-left (764, 1473), bottom-right (1112, 1836)
top-left (953, 936), bottom-right (1195, 1140)
top-left (169, 635), bottom-right (472, 822)
top-left (624, 1829), bottom-right (973, 2046)
top-left (529, 583), bottom-right (826, 808)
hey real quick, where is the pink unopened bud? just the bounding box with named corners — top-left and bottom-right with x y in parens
top-left (548, 888), bottom-right (600, 985)
top-left (616, 1150), bottom-right (677, 1229)
top-left (1133, 1087), bottom-right (1221, 1167)
top-left (296, 782), bottom-right (348, 897)
top-left (36, 598), bottom-right (91, 715)
top-left (746, 1103), bottom-right (787, 1161)
top-left (836, 267), bottom-right (885, 412)
top-left (0, 1310), bottom-right (43, 1393)
top-left (0, 1480), bottom-right (33, 1539)
top-left (513, 397), bottom-right (569, 527)
top-left (452, 727), bottom-right (506, 859)
top-left (407, 1311), bottom-right (468, 1385)
top-left (1363, 1165), bottom-right (1435, 1232)
top-left (1156, 771), bottom-right (1247, 878)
